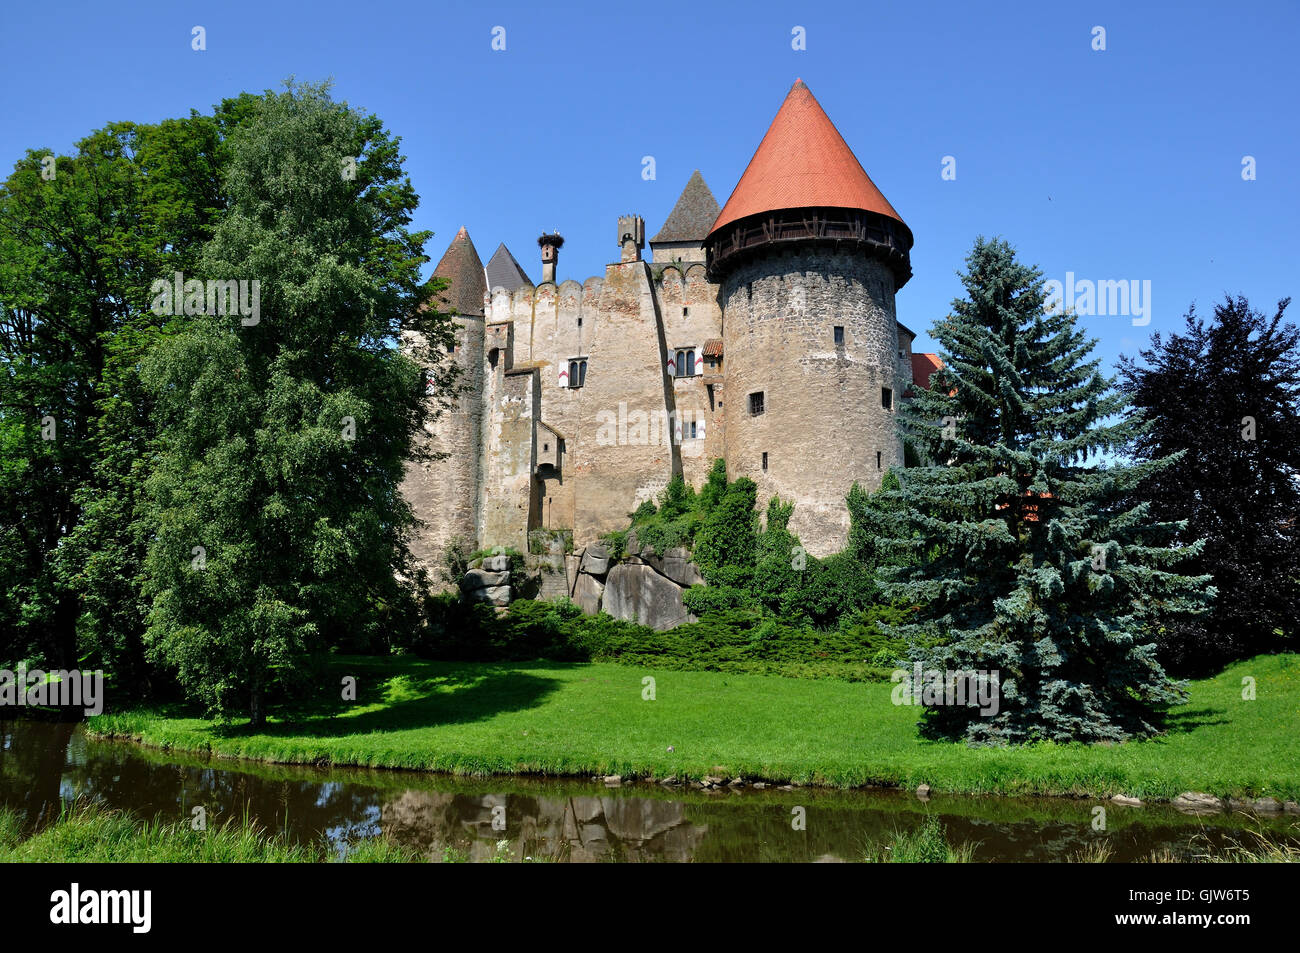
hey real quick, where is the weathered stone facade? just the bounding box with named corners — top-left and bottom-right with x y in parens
top-left (403, 81), bottom-right (934, 583)
top-left (720, 249), bottom-right (908, 551)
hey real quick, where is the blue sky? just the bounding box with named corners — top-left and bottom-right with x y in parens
top-left (2, 0), bottom-right (1295, 372)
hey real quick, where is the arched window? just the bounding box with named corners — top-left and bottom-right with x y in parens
top-left (568, 358), bottom-right (587, 389)
top-left (686, 349), bottom-right (696, 375)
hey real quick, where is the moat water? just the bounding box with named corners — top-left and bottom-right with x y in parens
top-left (3, 720), bottom-right (1296, 862)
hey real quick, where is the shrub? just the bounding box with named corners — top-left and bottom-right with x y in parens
top-left (682, 584), bottom-right (756, 615)
top-left (599, 529), bottom-right (628, 560)
top-left (694, 477), bottom-right (758, 582)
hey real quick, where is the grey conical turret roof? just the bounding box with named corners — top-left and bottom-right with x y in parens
top-left (652, 171), bottom-right (721, 243)
top-left (485, 243), bottom-right (534, 293)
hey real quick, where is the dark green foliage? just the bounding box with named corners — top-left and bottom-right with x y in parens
top-left (1119, 296), bottom-right (1300, 676)
top-left (409, 596), bottom-right (905, 681)
top-left (697, 458), bottom-right (729, 513)
top-left (598, 529), bottom-right (628, 560)
top-left (625, 475), bottom-right (701, 554)
top-left (139, 82), bottom-right (446, 723)
top-left (682, 585), bottom-right (755, 615)
top-left (693, 476), bottom-right (759, 583)
top-left (441, 536), bottom-right (472, 586)
top-left (872, 237), bottom-right (1212, 744)
top-left (0, 102), bottom-right (257, 685)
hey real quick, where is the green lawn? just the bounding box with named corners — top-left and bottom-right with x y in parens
top-left (87, 653), bottom-right (1300, 801)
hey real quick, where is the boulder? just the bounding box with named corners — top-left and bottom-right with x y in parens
top-left (644, 547), bottom-right (704, 587)
top-left (579, 543), bottom-right (610, 576)
top-left (1110, 794), bottom-right (1142, 807)
top-left (482, 554), bottom-right (510, 572)
top-left (603, 562), bottom-right (693, 630)
top-left (460, 568), bottom-right (509, 590)
top-left (466, 585), bottom-right (511, 607)
top-left (916, 783), bottom-right (931, 800)
top-left (565, 554), bottom-right (581, 596)
top-left (1172, 792), bottom-right (1224, 814)
top-left (573, 572), bottom-right (605, 615)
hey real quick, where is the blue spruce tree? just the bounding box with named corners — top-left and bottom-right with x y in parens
top-left (873, 237), bottom-right (1213, 744)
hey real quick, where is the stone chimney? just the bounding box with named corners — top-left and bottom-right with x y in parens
top-left (617, 215), bottom-right (644, 263)
top-left (537, 232), bottom-right (564, 284)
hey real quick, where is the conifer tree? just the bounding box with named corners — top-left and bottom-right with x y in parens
top-left (870, 237), bottom-right (1212, 744)
top-left (1119, 296), bottom-right (1300, 675)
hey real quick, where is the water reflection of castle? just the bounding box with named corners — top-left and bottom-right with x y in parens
top-left (381, 789), bottom-right (709, 863)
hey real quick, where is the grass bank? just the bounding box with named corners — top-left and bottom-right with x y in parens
top-left (87, 653), bottom-right (1300, 802)
top-left (0, 804), bottom-right (415, 863)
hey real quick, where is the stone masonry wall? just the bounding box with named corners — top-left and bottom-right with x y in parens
top-left (720, 248), bottom-right (906, 556)
top-left (400, 316), bottom-right (484, 586)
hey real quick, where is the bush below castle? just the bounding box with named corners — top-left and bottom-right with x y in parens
top-left (412, 460), bottom-right (910, 680)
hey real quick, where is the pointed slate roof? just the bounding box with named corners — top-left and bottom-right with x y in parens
top-left (710, 79), bottom-right (906, 236)
top-left (651, 171), bottom-right (721, 243)
top-left (485, 243), bottom-right (533, 293)
top-left (430, 226), bottom-right (487, 316)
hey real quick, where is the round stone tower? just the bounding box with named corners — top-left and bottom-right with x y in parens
top-left (403, 226), bottom-right (488, 581)
top-left (706, 80), bottom-right (914, 556)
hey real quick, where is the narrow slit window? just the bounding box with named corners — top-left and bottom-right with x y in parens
top-left (762, 452), bottom-right (769, 471)
top-left (877, 451), bottom-right (882, 470)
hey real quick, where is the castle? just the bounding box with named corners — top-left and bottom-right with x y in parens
top-left (403, 80), bottom-right (935, 579)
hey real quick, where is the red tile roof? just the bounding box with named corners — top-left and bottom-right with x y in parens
top-left (911, 352), bottom-right (943, 390)
top-left (702, 339), bottom-right (724, 357)
top-left (710, 80), bottom-right (906, 236)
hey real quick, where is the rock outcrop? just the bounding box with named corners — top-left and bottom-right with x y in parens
top-left (564, 538), bottom-right (701, 630)
top-left (460, 553), bottom-right (513, 606)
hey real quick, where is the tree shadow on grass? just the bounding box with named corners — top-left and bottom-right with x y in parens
top-left (208, 662), bottom-right (573, 740)
top-left (1161, 707), bottom-right (1231, 735)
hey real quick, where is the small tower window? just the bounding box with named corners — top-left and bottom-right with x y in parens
top-left (749, 392), bottom-right (765, 416)
top-left (834, 326), bottom-right (844, 346)
top-left (881, 387), bottom-right (893, 410)
top-left (447, 342), bottom-right (456, 354)
top-left (683, 306), bottom-right (690, 317)
top-left (689, 421), bottom-right (698, 439)
top-left (877, 451), bottom-right (882, 470)
top-left (578, 316), bottom-right (583, 327)
top-left (568, 358), bottom-right (587, 389)
top-left (762, 452), bottom-right (769, 471)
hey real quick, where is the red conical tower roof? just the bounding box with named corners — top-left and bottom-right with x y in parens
top-left (710, 80), bottom-right (905, 236)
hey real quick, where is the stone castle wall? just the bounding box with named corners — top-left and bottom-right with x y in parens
top-left (401, 317), bottom-right (484, 585)
top-left (407, 233), bottom-right (912, 578)
top-left (719, 247), bottom-right (905, 556)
